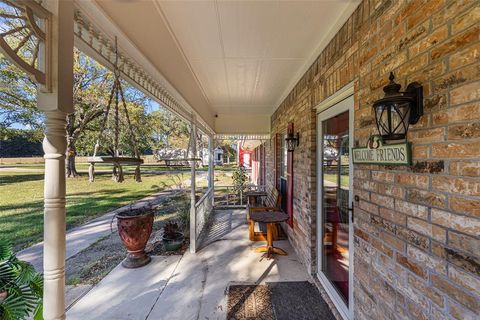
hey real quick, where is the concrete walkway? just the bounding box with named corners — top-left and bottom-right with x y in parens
top-left (17, 189), bottom-right (182, 273)
top-left (67, 209), bottom-right (310, 320)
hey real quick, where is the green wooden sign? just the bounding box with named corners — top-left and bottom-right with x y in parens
top-left (352, 136), bottom-right (411, 165)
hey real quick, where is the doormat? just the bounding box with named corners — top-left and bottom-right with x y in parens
top-left (227, 281), bottom-right (336, 320)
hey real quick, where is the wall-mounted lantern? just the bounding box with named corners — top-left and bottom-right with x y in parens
top-left (285, 122), bottom-right (299, 152)
top-left (373, 72), bottom-right (423, 141)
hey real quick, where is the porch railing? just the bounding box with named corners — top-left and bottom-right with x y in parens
top-left (213, 184), bottom-right (266, 208)
top-left (194, 186), bottom-right (214, 245)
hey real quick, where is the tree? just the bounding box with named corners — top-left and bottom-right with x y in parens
top-left (0, 129), bottom-right (42, 157)
top-left (148, 108), bottom-right (190, 154)
top-left (0, 56), bottom-right (43, 139)
top-left (65, 49), bottom-right (112, 177)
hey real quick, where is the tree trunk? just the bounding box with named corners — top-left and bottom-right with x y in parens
top-left (66, 140), bottom-right (79, 177)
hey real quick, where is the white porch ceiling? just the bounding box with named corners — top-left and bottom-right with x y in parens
top-left (93, 0), bottom-right (360, 133)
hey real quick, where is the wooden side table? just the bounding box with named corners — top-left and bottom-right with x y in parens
top-left (249, 211), bottom-right (289, 259)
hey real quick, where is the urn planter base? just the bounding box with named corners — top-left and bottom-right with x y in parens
top-left (122, 252), bottom-right (151, 269)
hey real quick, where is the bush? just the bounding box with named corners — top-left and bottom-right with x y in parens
top-left (232, 165), bottom-right (248, 194)
top-left (0, 239), bottom-right (43, 320)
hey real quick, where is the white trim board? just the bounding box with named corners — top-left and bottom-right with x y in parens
top-left (316, 95), bottom-right (355, 320)
top-left (315, 81), bottom-right (355, 114)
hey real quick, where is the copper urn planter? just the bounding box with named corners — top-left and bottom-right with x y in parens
top-left (117, 208), bottom-right (154, 268)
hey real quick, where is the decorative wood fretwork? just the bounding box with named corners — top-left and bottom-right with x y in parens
top-left (0, 0), bottom-right (51, 89)
top-left (215, 134), bottom-right (270, 141)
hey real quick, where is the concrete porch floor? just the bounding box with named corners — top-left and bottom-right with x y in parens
top-left (67, 209), bottom-right (310, 319)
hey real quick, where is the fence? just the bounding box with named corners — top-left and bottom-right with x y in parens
top-left (0, 155), bottom-right (160, 165)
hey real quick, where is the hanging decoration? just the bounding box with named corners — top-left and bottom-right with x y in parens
top-left (87, 36), bottom-right (143, 183)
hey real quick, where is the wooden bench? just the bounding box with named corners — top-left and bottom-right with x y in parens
top-left (248, 187), bottom-right (285, 241)
top-left (87, 156), bottom-right (143, 183)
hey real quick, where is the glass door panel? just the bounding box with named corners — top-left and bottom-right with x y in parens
top-left (321, 110), bottom-right (350, 305)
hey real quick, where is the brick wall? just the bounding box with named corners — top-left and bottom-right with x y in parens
top-left (267, 0), bottom-right (480, 319)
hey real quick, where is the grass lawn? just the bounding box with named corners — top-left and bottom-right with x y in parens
top-left (323, 173), bottom-right (350, 188)
top-left (0, 170), bottom-right (190, 251)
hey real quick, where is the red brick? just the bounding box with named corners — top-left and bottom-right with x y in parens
top-left (381, 231), bottom-right (405, 252)
top-left (371, 193), bottom-right (394, 209)
top-left (449, 301), bottom-right (479, 320)
top-left (395, 199), bottom-right (428, 219)
top-left (407, 245), bottom-right (446, 274)
top-left (432, 274), bottom-right (480, 312)
top-left (379, 207), bottom-right (406, 226)
top-left (433, 65), bottom-right (480, 92)
top-left (406, 189), bottom-right (446, 208)
top-left (408, 26), bottom-right (448, 57)
top-left (450, 81), bottom-right (480, 106)
top-left (432, 176), bottom-right (480, 196)
top-left (371, 171), bottom-right (394, 183)
top-left (431, 208), bottom-right (480, 237)
top-left (396, 253), bottom-right (427, 279)
top-left (431, 26), bottom-right (480, 60)
top-left (432, 102), bottom-right (480, 125)
top-left (409, 127), bottom-right (445, 144)
top-left (396, 174), bottom-right (429, 188)
top-left (407, 217), bottom-right (446, 243)
top-left (449, 42), bottom-right (480, 70)
top-left (450, 160), bottom-right (480, 177)
top-left (407, 274), bottom-right (445, 308)
top-left (448, 231), bottom-right (480, 256)
top-left (448, 266), bottom-right (480, 296)
top-left (448, 121), bottom-right (480, 140)
top-left (449, 196), bottom-right (480, 218)
top-left (432, 141), bottom-right (480, 159)
top-left (452, 6), bottom-right (480, 34)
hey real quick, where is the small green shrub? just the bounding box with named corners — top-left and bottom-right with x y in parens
top-left (232, 165), bottom-right (248, 194)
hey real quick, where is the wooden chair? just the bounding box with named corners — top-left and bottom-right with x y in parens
top-left (248, 187), bottom-right (285, 241)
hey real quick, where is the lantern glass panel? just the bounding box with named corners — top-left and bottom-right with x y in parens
top-left (375, 101), bottom-right (411, 139)
top-left (286, 137), bottom-right (296, 151)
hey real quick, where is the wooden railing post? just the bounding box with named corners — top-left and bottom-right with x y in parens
top-left (189, 116), bottom-right (197, 253)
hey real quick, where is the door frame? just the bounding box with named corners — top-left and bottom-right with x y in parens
top-left (316, 90), bottom-right (354, 320)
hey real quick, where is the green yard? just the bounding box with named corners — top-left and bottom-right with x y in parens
top-left (0, 169), bottom-right (190, 251)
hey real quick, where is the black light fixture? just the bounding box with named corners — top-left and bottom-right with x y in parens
top-left (285, 122), bottom-right (299, 152)
top-left (373, 72), bottom-right (423, 141)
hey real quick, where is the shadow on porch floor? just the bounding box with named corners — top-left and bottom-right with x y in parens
top-left (67, 209), bottom-right (310, 319)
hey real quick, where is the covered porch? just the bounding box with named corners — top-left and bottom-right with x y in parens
top-left (66, 209), bottom-right (320, 319)
top-left (1, 1), bottom-right (350, 318)
top-left (1, 0), bottom-right (478, 319)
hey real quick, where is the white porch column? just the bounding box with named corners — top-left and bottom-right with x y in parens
top-left (189, 116), bottom-right (197, 253)
top-left (38, 1), bottom-right (74, 319)
top-left (42, 112), bottom-right (68, 320)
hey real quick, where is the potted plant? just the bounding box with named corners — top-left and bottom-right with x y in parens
top-left (116, 206), bottom-right (154, 268)
top-left (0, 239), bottom-right (43, 320)
top-left (162, 222), bottom-right (184, 251)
